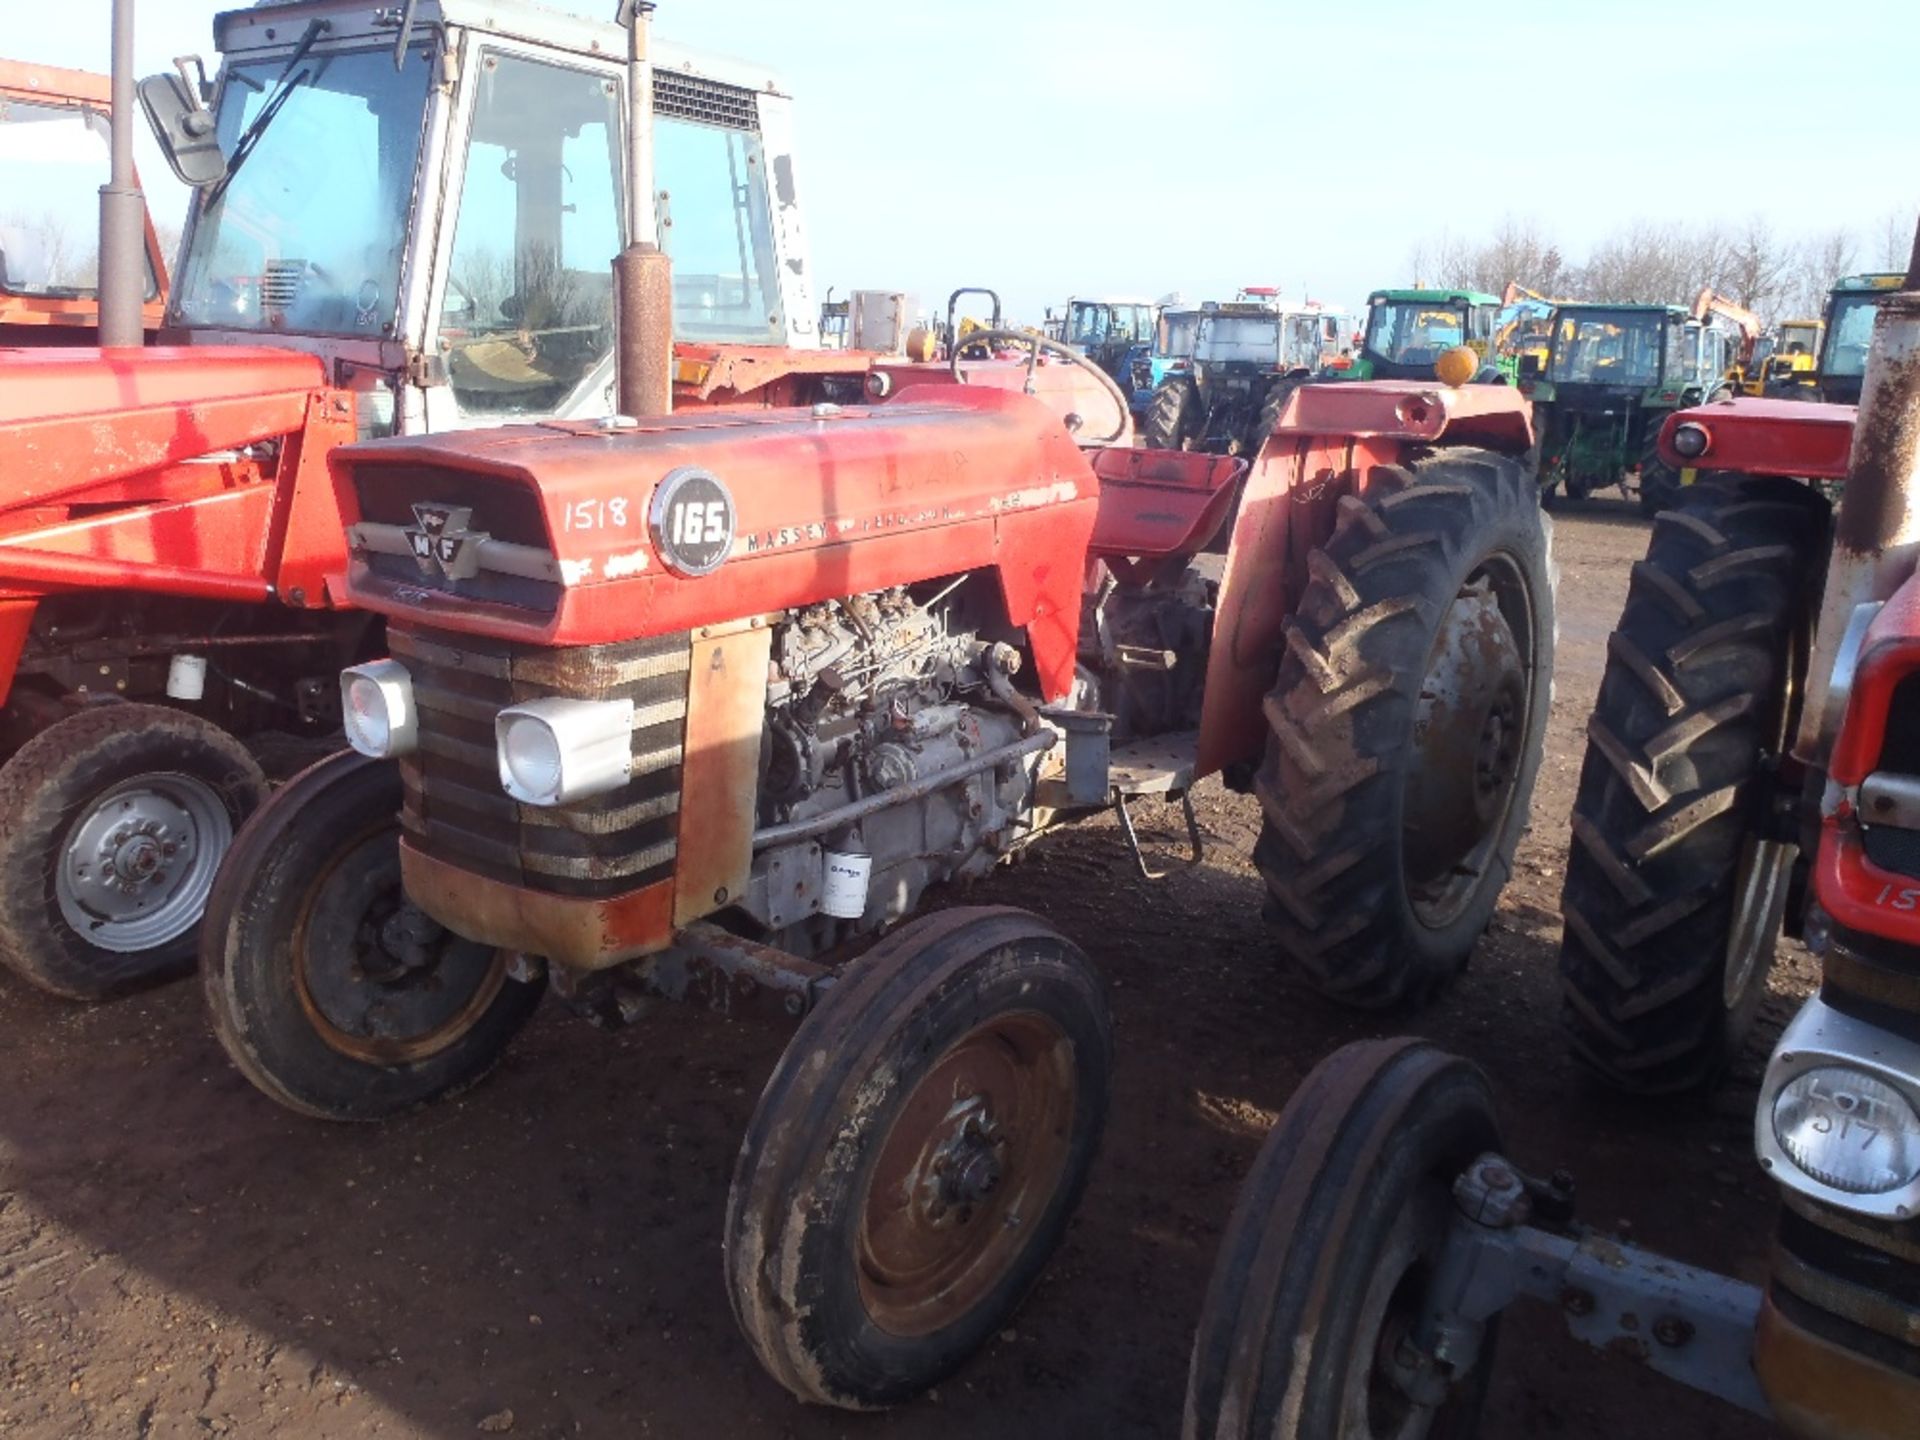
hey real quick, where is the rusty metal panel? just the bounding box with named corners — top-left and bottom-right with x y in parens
top-left (673, 619), bottom-right (772, 926)
top-left (399, 838), bottom-right (676, 970)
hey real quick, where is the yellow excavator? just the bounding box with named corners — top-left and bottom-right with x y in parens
top-left (1742, 316), bottom-right (1824, 396)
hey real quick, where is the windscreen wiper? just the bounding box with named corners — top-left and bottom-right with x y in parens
top-left (208, 18), bottom-right (330, 203)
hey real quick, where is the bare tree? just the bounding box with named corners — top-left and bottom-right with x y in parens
top-left (1788, 228), bottom-right (1859, 318)
top-left (1722, 215), bottom-right (1791, 315)
top-left (1875, 208), bottom-right (1919, 271)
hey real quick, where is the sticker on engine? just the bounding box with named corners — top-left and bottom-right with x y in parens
top-left (648, 467), bottom-right (735, 577)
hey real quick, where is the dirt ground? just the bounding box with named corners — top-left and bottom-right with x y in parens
top-left (0, 503), bottom-right (1811, 1440)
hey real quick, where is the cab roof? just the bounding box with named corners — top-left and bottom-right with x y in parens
top-left (1551, 301), bottom-right (1689, 319)
top-left (1367, 288), bottom-right (1500, 306)
top-left (216, 0), bottom-right (792, 97)
top-left (1832, 273), bottom-right (1906, 294)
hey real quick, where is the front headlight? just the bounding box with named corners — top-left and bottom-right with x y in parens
top-left (1671, 421), bottom-right (1711, 459)
top-left (495, 697), bottom-right (634, 805)
top-left (1772, 1067), bottom-right (1920, 1196)
top-left (341, 659), bottom-right (417, 758)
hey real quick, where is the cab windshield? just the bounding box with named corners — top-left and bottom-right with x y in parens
top-left (1364, 301), bottom-right (1464, 365)
top-left (1822, 294), bottom-right (1878, 379)
top-left (1068, 302), bottom-right (1151, 346)
top-left (173, 44), bottom-right (432, 333)
top-left (1548, 310), bottom-right (1664, 387)
top-left (1155, 310), bottom-right (1200, 360)
top-left (1195, 312), bottom-right (1278, 365)
top-left (0, 100), bottom-right (159, 299)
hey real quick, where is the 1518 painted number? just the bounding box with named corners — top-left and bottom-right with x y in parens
top-left (1874, 883), bottom-right (1920, 911)
top-left (565, 498), bottom-right (629, 531)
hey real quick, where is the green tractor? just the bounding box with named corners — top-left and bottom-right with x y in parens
top-left (1816, 271), bottom-right (1905, 404)
top-left (1329, 287), bottom-right (1509, 383)
top-left (1529, 301), bottom-right (1735, 512)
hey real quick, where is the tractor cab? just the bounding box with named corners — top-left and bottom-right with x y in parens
top-left (1342, 287), bottom-right (1503, 382)
top-left (0, 59), bottom-right (169, 343)
top-left (148, 0), bottom-right (829, 438)
top-left (1819, 272), bottom-right (1904, 404)
top-left (1130, 304), bottom-right (1202, 412)
top-left (1053, 294), bottom-right (1157, 380)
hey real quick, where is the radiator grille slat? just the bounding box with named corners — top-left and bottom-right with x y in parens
top-left (396, 624), bottom-right (691, 899)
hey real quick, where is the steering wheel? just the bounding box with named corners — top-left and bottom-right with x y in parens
top-left (947, 327), bottom-right (1131, 444)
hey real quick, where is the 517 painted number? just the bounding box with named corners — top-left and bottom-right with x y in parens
top-left (671, 500), bottom-right (729, 545)
top-left (564, 497), bottom-right (629, 531)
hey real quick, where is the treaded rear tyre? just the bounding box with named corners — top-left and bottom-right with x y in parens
top-left (1558, 476), bottom-right (1829, 1094)
top-left (1255, 448), bottom-right (1555, 1008)
top-left (1145, 378), bottom-right (1194, 450)
top-left (1639, 424), bottom-right (1682, 516)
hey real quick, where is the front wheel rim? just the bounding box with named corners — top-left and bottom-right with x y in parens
top-left (855, 1009), bottom-right (1077, 1338)
top-left (291, 821), bottom-right (509, 1065)
top-left (56, 773), bottom-right (232, 953)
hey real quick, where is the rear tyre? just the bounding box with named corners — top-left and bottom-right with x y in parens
top-left (1255, 449), bottom-right (1555, 1008)
top-left (1638, 422), bottom-right (1682, 516)
top-left (725, 906), bottom-right (1111, 1409)
top-left (1255, 375), bottom-right (1304, 447)
top-left (1145, 378), bottom-right (1195, 450)
top-left (0, 704), bottom-right (267, 1000)
top-left (1559, 476), bottom-right (1828, 1093)
top-left (201, 751), bottom-right (545, 1120)
top-left (1184, 1038), bottom-right (1501, 1440)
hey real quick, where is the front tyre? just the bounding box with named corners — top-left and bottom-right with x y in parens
top-left (0, 704), bottom-right (267, 1000)
top-left (200, 751), bottom-right (545, 1120)
top-left (1184, 1038), bottom-right (1502, 1439)
top-left (725, 906), bottom-right (1111, 1409)
top-left (1256, 449), bottom-right (1555, 1008)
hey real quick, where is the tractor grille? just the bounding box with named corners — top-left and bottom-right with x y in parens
top-left (1864, 822), bottom-right (1920, 881)
top-left (348, 465), bottom-right (561, 616)
top-left (653, 71), bottom-right (759, 131)
top-left (392, 623), bottom-right (690, 899)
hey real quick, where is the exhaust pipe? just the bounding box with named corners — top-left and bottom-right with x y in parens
top-left (98, 0), bottom-right (147, 348)
top-left (614, 0), bottom-right (672, 420)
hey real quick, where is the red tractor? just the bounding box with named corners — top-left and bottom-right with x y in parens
top-left (0, 0), bottom-right (1121, 1003)
top-left (1182, 249), bottom-right (1920, 1440)
top-left (195, 271), bottom-right (1555, 1411)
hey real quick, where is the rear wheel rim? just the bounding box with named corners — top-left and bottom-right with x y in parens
top-left (855, 1010), bottom-right (1076, 1338)
top-left (56, 773), bottom-right (231, 953)
top-left (1725, 837), bottom-right (1794, 1008)
top-left (1403, 556), bottom-right (1537, 929)
top-left (292, 821), bottom-right (508, 1065)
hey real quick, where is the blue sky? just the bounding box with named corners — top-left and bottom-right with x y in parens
top-left (13, 0), bottom-right (1913, 322)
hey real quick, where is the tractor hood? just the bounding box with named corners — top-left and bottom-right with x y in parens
top-left (330, 386), bottom-right (1102, 697)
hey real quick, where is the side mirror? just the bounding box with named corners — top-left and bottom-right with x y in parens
top-left (137, 59), bottom-right (226, 188)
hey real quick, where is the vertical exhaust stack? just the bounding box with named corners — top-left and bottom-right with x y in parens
top-left (614, 0), bottom-right (672, 420)
top-left (1797, 218), bottom-right (1920, 755)
top-left (97, 0), bottom-right (146, 348)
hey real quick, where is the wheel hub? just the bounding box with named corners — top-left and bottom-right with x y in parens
top-left (57, 775), bottom-right (228, 953)
top-left (1403, 575), bottom-right (1530, 920)
top-left (920, 1102), bottom-right (1006, 1224)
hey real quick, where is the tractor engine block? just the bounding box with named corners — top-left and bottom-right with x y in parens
top-left (743, 584), bottom-right (1033, 954)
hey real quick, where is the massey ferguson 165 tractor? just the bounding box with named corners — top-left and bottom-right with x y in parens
top-left (0, 0), bottom-right (933, 1003)
top-left (196, 228), bottom-right (1555, 1409)
top-left (1183, 244), bottom-right (1920, 1440)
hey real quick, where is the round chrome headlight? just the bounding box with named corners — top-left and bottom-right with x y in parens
top-left (499, 713), bottom-right (564, 803)
top-left (339, 659), bottom-right (416, 759)
top-left (1671, 421), bottom-right (1711, 459)
top-left (1772, 1066), bottom-right (1920, 1196)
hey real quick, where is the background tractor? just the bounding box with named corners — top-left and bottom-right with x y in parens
top-left (1744, 316), bottom-right (1824, 396)
top-left (1530, 300), bottom-right (1737, 511)
top-left (196, 231), bottom-right (1556, 1414)
top-left (0, 57), bottom-right (169, 344)
top-left (1130, 303), bottom-right (1202, 415)
top-left (1183, 237), bottom-right (1920, 1440)
top-left (1334, 286), bottom-right (1509, 384)
top-left (1049, 292), bottom-right (1159, 381)
top-left (1142, 295), bottom-right (1345, 454)
top-left (1818, 271), bottom-right (1905, 404)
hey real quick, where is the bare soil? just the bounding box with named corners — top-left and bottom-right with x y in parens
top-left (0, 503), bottom-right (1809, 1440)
